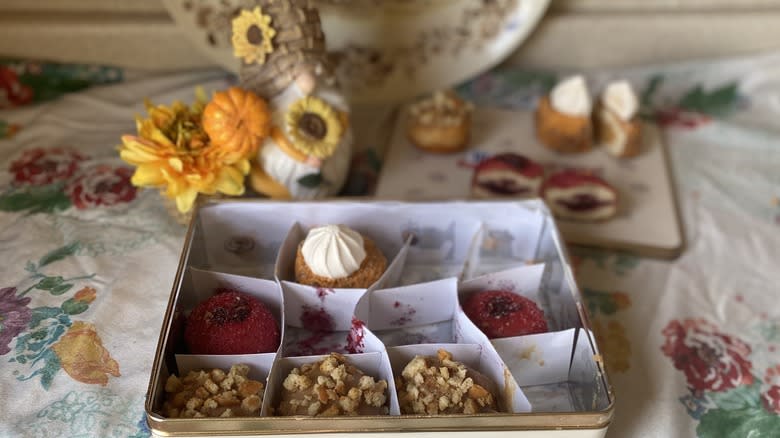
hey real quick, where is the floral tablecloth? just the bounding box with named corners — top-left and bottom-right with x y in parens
top-left (1, 51), bottom-right (780, 438)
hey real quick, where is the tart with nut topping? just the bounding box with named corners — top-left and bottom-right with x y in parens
top-left (277, 353), bottom-right (389, 416)
top-left (407, 90), bottom-right (473, 154)
top-left (162, 364), bottom-right (265, 418)
top-left (397, 348), bottom-right (499, 415)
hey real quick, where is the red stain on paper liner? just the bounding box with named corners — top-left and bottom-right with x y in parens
top-left (300, 305), bottom-right (334, 332)
top-left (292, 305), bottom-right (338, 356)
top-left (389, 302), bottom-right (417, 327)
top-left (346, 317), bottom-right (365, 354)
top-left (316, 287), bottom-right (335, 301)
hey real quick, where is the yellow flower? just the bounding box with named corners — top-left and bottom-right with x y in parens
top-left (73, 286), bottom-right (96, 304)
top-left (52, 321), bottom-right (120, 386)
top-left (119, 93), bottom-right (249, 213)
top-left (592, 319), bottom-right (631, 374)
top-left (285, 96), bottom-right (344, 159)
top-left (232, 7), bottom-right (276, 65)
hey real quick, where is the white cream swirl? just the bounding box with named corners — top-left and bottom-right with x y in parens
top-left (602, 80), bottom-right (639, 121)
top-left (550, 75), bottom-right (592, 117)
top-left (301, 225), bottom-right (366, 279)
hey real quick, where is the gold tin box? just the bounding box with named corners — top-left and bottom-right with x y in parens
top-left (145, 200), bottom-right (614, 437)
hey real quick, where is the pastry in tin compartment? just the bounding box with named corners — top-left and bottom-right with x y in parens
top-left (541, 170), bottom-right (618, 222)
top-left (184, 289), bottom-right (280, 355)
top-left (407, 90), bottom-right (473, 154)
top-left (595, 80), bottom-right (643, 158)
top-left (162, 364), bottom-right (265, 418)
top-left (535, 75), bottom-right (593, 154)
top-left (471, 153), bottom-right (544, 199)
top-left (396, 348), bottom-right (498, 415)
top-left (295, 224), bottom-right (387, 288)
top-left (277, 353), bottom-right (389, 416)
top-left (463, 290), bottom-right (548, 339)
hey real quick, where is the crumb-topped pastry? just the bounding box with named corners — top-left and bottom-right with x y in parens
top-left (295, 224), bottom-right (387, 288)
top-left (277, 353), bottom-right (389, 416)
top-left (162, 364), bottom-right (265, 418)
top-left (471, 153), bottom-right (544, 199)
top-left (463, 290), bottom-right (548, 339)
top-left (595, 80), bottom-right (642, 158)
top-left (184, 289), bottom-right (280, 355)
top-left (535, 75), bottom-right (593, 154)
top-left (541, 170), bottom-right (618, 222)
top-left (397, 349), bottom-right (498, 415)
top-left (407, 91), bottom-right (473, 154)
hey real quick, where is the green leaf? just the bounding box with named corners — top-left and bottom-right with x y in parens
top-left (297, 173), bottom-right (324, 188)
top-left (38, 242), bottom-right (80, 267)
top-left (61, 298), bottom-right (89, 315)
top-left (709, 381), bottom-right (762, 410)
top-left (49, 283), bottom-right (73, 296)
top-left (25, 261), bottom-right (37, 273)
top-left (678, 83), bottom-right (740, 116)
top-left (640, 75), bottom-right (664, 107)
top-left (582, 289), bottom-right (617, 316)
top-left (697, 408), bottom-right (780, 438)
top-left (34, 276), bottom-right (64, 291)
top-left (0, 185), bottom-right (71, 214)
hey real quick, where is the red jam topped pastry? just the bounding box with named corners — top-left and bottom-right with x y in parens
top-left (463, 290), bottom-right (548, 339)
top-left (471, 153), bottom-right (544, 198)
top-left (184, 289), bottom-right (280, 355)
top-left (541, 170), bottom-right (618, 222)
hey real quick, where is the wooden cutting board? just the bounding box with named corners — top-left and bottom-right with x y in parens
top-left (374, 106), bottom-right (684, 259)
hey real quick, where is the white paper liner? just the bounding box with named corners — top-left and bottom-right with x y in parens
top-left (387, 343), bottom-right (531, 414)
top-left (197, 203), bottom-right (288, 279)
top-left (279, 280), bottom-right (389, 357)
top-left (264, 351), bottom-right (400, 416)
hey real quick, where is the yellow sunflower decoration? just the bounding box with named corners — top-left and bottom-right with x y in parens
top-left (232, 7), bottom-right (276, 65)
top-left (285, 97), bottom-right (344, 159)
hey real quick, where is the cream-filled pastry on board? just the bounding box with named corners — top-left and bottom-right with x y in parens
top-left (535, 75), bottom-right (593, 154)
top-left (595, 80), bottom-right (642, 158)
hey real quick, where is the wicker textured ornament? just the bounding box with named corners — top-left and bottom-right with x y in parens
top-left (236, 0), bottom-right (327, 99)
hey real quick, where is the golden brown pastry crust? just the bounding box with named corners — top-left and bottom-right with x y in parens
top-left (535, 95), bottom-right (593, 154)
top-left (407, 113), bottom-right (471, 154)
top-left (594, 105), bottom-right (642, 158)
top-left (294, 236), bottom-right (387, 288)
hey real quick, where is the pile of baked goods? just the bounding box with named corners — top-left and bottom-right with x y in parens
top-left (162, 218), bottom-right (556, 418)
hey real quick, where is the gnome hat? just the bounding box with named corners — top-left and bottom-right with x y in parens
top-left (232, 0), bottom-right (328, 99)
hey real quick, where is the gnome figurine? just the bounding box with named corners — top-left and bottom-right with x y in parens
top-left (231, 0), bottom-right (352, 199)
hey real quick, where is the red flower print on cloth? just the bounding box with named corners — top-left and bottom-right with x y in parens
top-left (661, 318), bottom-right (753, 393)
top-left (65, 165), bottom-right (137, 209)
top-left (655, 108), bottom-right (712, 129)
top-left (761, 365), bottom-right (780, 414)
top-left (0, 66), bottom-right (33, 108)
top-left (10, 147), bottom-right (87, 186)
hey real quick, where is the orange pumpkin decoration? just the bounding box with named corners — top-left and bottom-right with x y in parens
top-left (203, 87), bottom-right (270, 165)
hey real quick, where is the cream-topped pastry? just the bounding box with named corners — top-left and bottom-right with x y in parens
top-left (294, 224), bottom-right (388, 288)
top-left (550, 75), bottom-right (592, 117)
top-left (535, 75), bottom-right (594, 154)
top-left (602, 81), bottom-right (639, 121)
top-left (301, 225), bottom-right (367, 279)
top-left (596, 80), bottom-right (643, 158)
